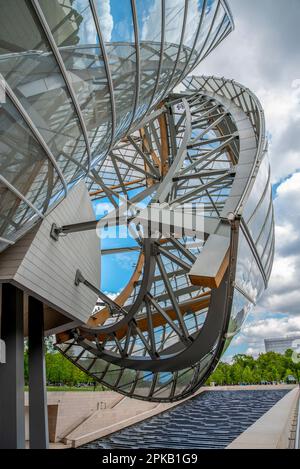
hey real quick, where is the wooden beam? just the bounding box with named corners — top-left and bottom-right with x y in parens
top-left (190, 249), bottom-right (229, 289)
top-left (157, 102), bottom-right (170, 177)
top-left (89, 179), bottom-right (144, 196)
top-left (56, 291), bottom-right (211, 344)
top-left (139, 127), bottom-right (160, 187)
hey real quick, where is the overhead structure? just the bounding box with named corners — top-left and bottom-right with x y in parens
top-left (0, 0), bottom-right (274, 441)
top-left (57, 75), bottom-right (274, 401)
top-left (0, 0), bottom-right (233, 252)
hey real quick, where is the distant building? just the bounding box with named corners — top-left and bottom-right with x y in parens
top-left (264, 336), bottom-right (300, 354)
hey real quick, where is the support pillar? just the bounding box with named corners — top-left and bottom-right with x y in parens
top-left (0, 283), bottom-right (25, 449)
top-left (28, 296), bottom-right (49, 449)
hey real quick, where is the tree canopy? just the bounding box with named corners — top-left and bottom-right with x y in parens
top-left (24, 349), bottom-right (300, 388)
top-left (206, 351), bottom-right (300, 386)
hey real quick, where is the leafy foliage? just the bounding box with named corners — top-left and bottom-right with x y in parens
top-left (24, 349), bottom-right (96, 386)
top-left (24, 348), bottom-right (300, 389)
top-left (206, 351), bottom-right (300, 386)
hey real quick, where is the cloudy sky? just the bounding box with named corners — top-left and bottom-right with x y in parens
top-left (194, 0), bottom-right (300, 359)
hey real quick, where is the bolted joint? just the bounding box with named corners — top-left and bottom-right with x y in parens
top-left (50, 223), bottom-right (62, 241)
top-left (75, 269), bottom-right (85, 286)
top-left (151, 242), bottom-right (160, 256)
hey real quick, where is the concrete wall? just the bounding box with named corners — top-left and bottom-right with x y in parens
top-left (24, 391), bottom-right (124, 443)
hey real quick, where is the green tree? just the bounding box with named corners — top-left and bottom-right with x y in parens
top-left (242, 366), bottom-right (253, 384)
top-left (205, 350), bottom-right (300, 386)
top-left (232, 364), bottom-right (243, 384)
top-left (211, 367), bottom-right (225, 385)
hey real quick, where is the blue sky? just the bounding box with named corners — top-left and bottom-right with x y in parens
top-left (93, 197), bottom-right (136, 293)
top-left (93, 186), bottom-right (151, 293)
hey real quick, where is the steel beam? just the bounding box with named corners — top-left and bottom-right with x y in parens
top-left (28, 296), bottom-right (49, 449)
top-left (0, 284), bottom-right (25, 449)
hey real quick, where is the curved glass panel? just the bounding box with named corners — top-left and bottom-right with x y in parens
top-left (256, 206), bottom-right (273, 257)
top-left (0, 0), bottom-right (88, 184)
top-left (243, 155), bottom-right (270, 223)
top-left (135, 0), bottom-right (162, 114)
top-left (236, 231), bottom-right (265, 305)
top-left (200, 1), bottom-right (226, 59)
top-left (95, 0), bottom-right (136, 139)
top-left (180, 0), bottom-right (217, 78)
top-left (0, 0), bottom-right (233, 249)
top-left (159, 0), bottom-right (187, 96)
top-left (0, 95), bottom-right (64, 245)
top-left (262, 222), bottom-right (275, 270)
top-left (39, 0), bottom-right (113, 164)
top-left (229, 288), bottom-right (253, 337)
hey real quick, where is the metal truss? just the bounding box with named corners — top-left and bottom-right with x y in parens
top-left (56, 76), bottom-right (274, 402)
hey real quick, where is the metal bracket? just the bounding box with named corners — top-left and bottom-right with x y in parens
top-left (51, 220), bottom-right (100, 240)
top-left (151, 243), bottom-right (160, 256)
top-left (75, 269), bottom-right (85, 286)
top-left (50, 223), bottom-right (62, 241)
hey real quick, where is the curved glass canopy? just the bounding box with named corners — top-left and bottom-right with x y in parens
top-left (0, 0), bottom-right (233, 251)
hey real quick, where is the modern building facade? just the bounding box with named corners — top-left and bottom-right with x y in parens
top-left (0, 0), bottom-right (274, 449)
top-left (265, 337), bottom-right (300, 355)
top-left (0, 0), bottom-right (233, 252)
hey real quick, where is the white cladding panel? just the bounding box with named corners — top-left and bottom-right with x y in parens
top-left (2, 181), bottom-right (100, 324)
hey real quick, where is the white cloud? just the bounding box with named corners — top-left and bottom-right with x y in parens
top-left (97, 0), bottom-right (113, 43)
top-left (230, 316), bottom-right (300, 357)
top-left (243, 317), bottom-right (300, 341)
top-left (140, 0), bottom-right (201, 44)
top-left (191, 1), bottom-right (300, 359)
top-left (105, 291), bottom-right (120, 300)
top-left (257, 82), bottom-right (300, 183)
top-left (258, 173), bottom-right (300, 315)
top-left (194, 0), bottom-right (300, 185)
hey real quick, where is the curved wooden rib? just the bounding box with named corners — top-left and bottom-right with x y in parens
top-left (157, 102), bottom-right (169, 177)
top-left (82, 291), bottom-right (211, 342)
top-left (56, 291), bottom-right (210, 344)
top-left (89, 179), bottom-right (144, 197)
